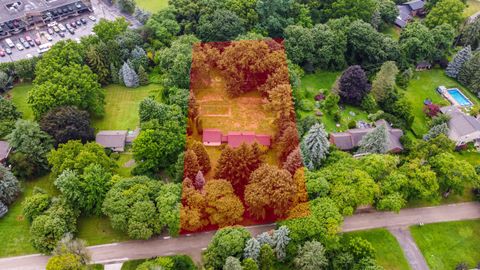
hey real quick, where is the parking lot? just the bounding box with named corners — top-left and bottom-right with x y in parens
top-left (0, 0), bottom-right (138, 63)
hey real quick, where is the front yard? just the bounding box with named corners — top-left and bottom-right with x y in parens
top-left (410, 220), bottom-right (480, 270)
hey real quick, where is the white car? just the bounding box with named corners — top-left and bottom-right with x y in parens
top-left (58, 23), bottom-right (66, 32)
top-left (15, 43), bottom-right (24, 51)
top-left (47, 21), bottom-right (58, 27)
top-left (88, 15), bottom-right (96, 21)
top-left (45, 33), bottom-right (53, 41)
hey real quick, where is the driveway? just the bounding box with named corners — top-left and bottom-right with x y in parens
top-left (0, 202), bottom-right (479, 270)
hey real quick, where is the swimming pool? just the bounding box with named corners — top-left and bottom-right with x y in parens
top-left (447, 88), bottom-right (473, 106)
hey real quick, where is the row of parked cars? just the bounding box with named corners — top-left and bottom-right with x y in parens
top-left (0, 15), bottom-right (96, 58)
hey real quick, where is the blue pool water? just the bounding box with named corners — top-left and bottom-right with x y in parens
top-left (448, 89), bottom-right (472, 106)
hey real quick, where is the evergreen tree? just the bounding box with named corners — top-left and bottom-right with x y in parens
top-left (138, 65), bottom-right (149, 86)
top-left (272, 226), bottom-right (290, 261)
top-left (183, 150), bottom-right (199, 181)
top-left (357, 123), bottom-right (389, 154)
top-left (446, 46), bottom-right (472, 78)
top-left (300, 123), bottom-right (330, 170)
top-left (130, 46), bottom-right (148, 71)
top-left (283, 147), bottom-right (304, 175)
top-left (256, 232), bottom-right (274, 247)
top-left (194, 170), bottom-right (205, 190)
top-left (244, 238), bottom-right (261, 262)
top-left (294, 241), bottom-right (328, 270)
top-left (458, 52), bottom-right (480, 95)
top-left (120, 62), bottom-right (139, 88)
top-left (224, 256), bottom-right (243, 270)
top-left (259, 244), bottom-right (275, 270)
top-left (423, 123), bottom-right (449, 141)
top-left (189, 139), bottom-right (211, 173)
top-left (0, 164), bottom-right (20, 205)
top-left (110, 63), bottom-right (119, 84)
top-left (242, 258), bottom-right (259, 270)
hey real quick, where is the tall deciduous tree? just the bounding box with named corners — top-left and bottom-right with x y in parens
top-left (204, 227), bottom-right (251, 270)
top-left (204, 180), bottom-right (244, 227)
top-left (244, 164), bottom-right (296, 220)
top-left (0, 97), bottom-right (21, 138)
top-left (446, 46), bottom-right (472, 78)
top-left (197, 9), bottom-right (245, 42)
top-left (425, 0), bottom-right (465, 29)
top-left (356, 124), bottom-right (389, 154)
top-left (258, 244), bottom-right (275, 270)
top-left (430, 153), bottom-right (478, 196)
top-left (338, 66), bottom-right (371, 106)
top-left (300, 123), bottom-right (329, 170)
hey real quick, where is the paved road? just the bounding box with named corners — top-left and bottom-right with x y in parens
top-left (389, 227), bottom-right (430, 270)
top-left (1, 202), bottom-right (479, 270)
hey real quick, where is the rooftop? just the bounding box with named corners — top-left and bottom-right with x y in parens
top-left (96, 130), bottom-right (128, 152)
top-left (0, 140), bottom-right (11, 161)
top-left (0, 0), bottom-right (88, 24)
top-left (441, 106), bottom-right (480, 142)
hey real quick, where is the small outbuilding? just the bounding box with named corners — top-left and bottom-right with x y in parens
top-left (416, 61), bottom-right (432, 71)
top-left (96, 129), bottom-right (140, 152)
top-left (0, 141), bottom-right (11, 165)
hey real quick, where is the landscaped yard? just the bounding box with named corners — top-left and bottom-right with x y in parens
top-left (344, 229), bottom-right (411, 270)
top-left (465, 0), bottom-right (480, 17)
top-left (92, 84), bottom-right (162, 131)
top-left (136, 0), bottom-right (168, 13)
top-left (297, 70), bottom-right (369, 132)
top-left (404, 69), bottom-right (480, 137)
top-left (381, 25), bottom-right (401, 40)
top-left (410, 220), bottom-right (480, 270)
top-left (6, 83), bottom-right (35, 120)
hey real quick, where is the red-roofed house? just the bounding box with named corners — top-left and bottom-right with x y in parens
top-left (202, 129), bottom-right (271, 148)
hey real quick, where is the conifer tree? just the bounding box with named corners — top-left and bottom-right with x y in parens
top-left (300, 123), bottom-right (329, 170)
top-left (259, 244), bottom-right (275, 270)
top-left (446, 46), bottom-right (472, 78)
top-left (111, 63), bottom-right (119, 84)
top-left (0, 164), bottom-right (20, 205)
top-left (138, 65), bottom-right (149, 86)
top-left (356, 123), bottom-right (389, 154)
top-left (189, 139), bottom-right (211, 173)
top-left (272, 226), bottom-right (290, 261)
top-left (224, 257), bottom-right (243, 270)
top-left (194, 170), bottom-right (205, 190)
top-left (283, 147), bottom-right (303, 175)
top-left (242, 258), bottom-right (259, 270)
top-left (278, 125), bottom-right (300, 162)
top-left (423, 123), bottom-right (449, 141)
top-left (120, 62), bottom-right (139, 88)
top-left (244, 238), bottom-right (261, 262)
top-left (256, 232), bottom-right (274, 247)
top-left (183, 150), bottom-right (200, 181)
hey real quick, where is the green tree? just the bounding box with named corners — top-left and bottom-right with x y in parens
top-left (204, 227), bottom-right (251, 270)
top-left (258, 244), bottom-right (275, 270)
top-left (399, 159), bottom-right (439, 201)
top-left (430, 153), bottom-right (478, 196)
top-left (46, 253), bottom-right (83, 270)
top-left (85, 42), bottom-right (111, 85)
top-left (242, 258), bottom-right (259, 270)
top-left (425, 0), bottom-right (465, 29)
top-left (0, 96), bottom-right (21, 137)
top-left (399, 22), bottom-right (435, 63)
top-left (356, 124), bottom-right (389, 154)
top-left (294, 240), bottom-right (328, 270)
top-left (7, 120), bottom-right (53, 178)
top-left (461, 18), bottom-right (480, 50)
top-left (22, 188), bottom-right (51, 223)
top-left (224, 256), bottom-right (243, 270)
top-left (371, 61), bottom-right (399, 103)
top-left (52, 233), bottom-right (90, 265)
top-left (329, 0), bottom-right (378, 22)
top-left (255, 0), bottom-right (312, 37)
top-left (198, 9), bottom-right (246, 42)
top-left (117, 0), bottom-right (136, 14)
top-left (156, 183), bottom-right (182, 236)
top-left (458, 51), bottom-right (480, 95)
top-left (0, 164), bottom-right (20, 205)
top-left (145, 8), bottom-right (180, 48)
top-left (300, 123), bottom-right (329, 170)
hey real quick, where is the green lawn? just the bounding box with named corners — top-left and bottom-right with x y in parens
top-left (404, 69), bottom-right (480, 137)
top-left (465, 0), bottom-right (480, 17)
top-left (92, 84), bottom-right (161, 131)
top-left (136, 0), bottom-right (168, 12)
top-left (297, 70), bottom-right (369, 132)
top-left (381, 25), bottom-right (401, 40)
top-left (7, 83), bottom-right (34, 120)
top-left (77, 216), bottom-right (130, 246)
top-left (344, 229), bottom-right (411, 270)
top-left (410, 220), bottom-right (480, 270)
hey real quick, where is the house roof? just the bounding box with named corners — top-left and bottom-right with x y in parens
top-left (96, 131), bottom-right (127, 150)
top-left (441, 106), bottom-right (480, 141)
top-left (0, 141), bottom-right (11, 161)
top-left (404, 0), bottom-right (425, 11)
top-left (330, 120), bottom-right (404, 152)
top-left (203, 129), bottom-right (222, 144)
top-left (202, 130), bottom-right (271, 148)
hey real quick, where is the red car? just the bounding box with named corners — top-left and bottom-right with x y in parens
top-left (34, 38), bottom-right (41, 45)
top-left (0, 48), bottom-right (5, 57)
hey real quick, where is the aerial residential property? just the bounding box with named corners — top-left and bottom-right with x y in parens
top-left (0, 0), bottom-right (479, 269)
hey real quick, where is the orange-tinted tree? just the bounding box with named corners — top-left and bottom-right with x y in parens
top-left (292, 167), bottom-right (308, 205)
top-left (267, 84), bottom-right (295, 121)
top-left (183, 150), bottom-right (200, 181)
top-left (283, 147), bottom-right (304, 175)
top-left (244, 164), bottom-right (296, 220)
top-left (181, 178), bottom-right (208, 231)
top-left (214, 143), bottom-right (264, 195)
top-left (278, 125), bottom-right (300, 162)
top-left (188, 139), bottom-right (211, 173)
top-left (204, 179), bottom-right (244, 227)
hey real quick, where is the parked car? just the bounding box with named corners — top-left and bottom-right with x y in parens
top-left (75, 20), bottom-right (82, 26)
top-left (5, 47), bottom-right (12, 55)
top-left (25, 35), bottom-right (35, 47)
top-left (0, 48), bottom-right (5, 57)
top-left (15, 43), bottom-right (24, 50)
top-left (19, 37), bottom-right (26, 43)
top-left (47, 21), bottom-right (58, 27)
top-left (45, 33), bottom-right (53, 41)
top-left (70, 22), bottom-right (77, 28)
top-left (58, 23), bottom-right (66, 32)
top-left (53, 25), bottom-right (60, 32)
top-left (47, 28), bottom-right (54, 35)
top-left (67, 27), bottom-right (74, 35)
top-left (80, 18), bottom-right (87, 24)
top-left (58, 31), bottom-right (65, 38)
top-left (34, 38), bottom-right (41, 45)
top-left (5, 38), bottom-right (14, 48)
top-left (88, 15), bottom-right (96, 21)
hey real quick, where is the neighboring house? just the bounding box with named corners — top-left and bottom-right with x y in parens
top-left (96, 128), bottom-right (140, 152)
top-left (202, 128), bottom-right (271, 148)
top-left (416, 61), bottom-right (432, 71)
top-left (0, 141), bottom-right (11, 165)
top-left (329, 120), bottom-right (404, 153)
top-left (440, 106), bottom-right (480, 146)
top-left (395, 0), bottom-right (426, 28)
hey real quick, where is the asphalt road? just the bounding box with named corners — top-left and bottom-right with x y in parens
top-left (0, 202), bottom-right (479, 270)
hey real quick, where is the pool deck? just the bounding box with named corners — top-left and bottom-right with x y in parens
top-left (441, 88), bottom-right (473, 107)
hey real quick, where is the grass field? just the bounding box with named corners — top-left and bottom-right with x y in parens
top-left (136, 0), bottom-right (168, 12)
top-left (404, 69), bottom-right (480, 137)
top-left (410, 220), bottom-right (480, 270)
top-left (465, 0), bottom-right (480, 16)
top-left (382, 25), bottom-right (401, 40)
top-left (297, 70), bottom-right (369, 132)
top-left (7, 83), bottom-right (35, 120)
top-left (92, 84), bottom-right (162, 131)
top-left (344, 229), bottom-right (411, 270)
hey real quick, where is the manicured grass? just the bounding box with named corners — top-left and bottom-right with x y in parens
top-left (465, 0), bottom-right (480, 17)
top-left (381, 25), bottom-right (401, 40)
top-left (77, 216), bottom-right (130, 246)
top-left (404, 69), bottom-right (479, 137)
top-left (0, 174), bottom-right (57, 257)
top-left (297, 70), bottom-right (369, 132)
top-left (344, 229), bottom-right (411, 270)
top-left (92, 84), bottom-right (162, 131)
top-left (115, 152), bottom-right (135, 177)
top-left (7, 83), bottom-right (35, 120)
top-left (136, 0), bottom-right (168, 12)
top-left (410, 220), bottom-right (480, 270)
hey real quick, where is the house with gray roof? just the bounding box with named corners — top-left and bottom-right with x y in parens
top-left (0, 141), bottom-right (11, 165)
top-left (440, 106), bottom-right (480, 146)
top-left (395, 0), bottom-right (426, 28)
top-left (329, 120), bottom-right (404, 153)
top-left (95, 128), bottom-right (140, 152)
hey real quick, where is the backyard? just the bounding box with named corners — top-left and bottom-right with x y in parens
top-left (465, 0), bottom-right (480, 16)
top-left (136, 0), bottom-right (168, 12)
top-left (410, 220), bottom-right (480, 270)
top-left (344, 229), bottom-right (411, 270)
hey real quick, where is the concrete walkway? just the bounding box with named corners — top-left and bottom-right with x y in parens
top-left (389, 226), bottom-right (429, 270)
top-left (1, 202), bottom-right (479, 270)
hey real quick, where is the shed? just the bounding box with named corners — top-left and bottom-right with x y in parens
top-left (0, 141), bottom-right (11, 164)
top-left (96, 130), bottom-right (128, 152)
top-left (416, 61), bottom-right (432, 71)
